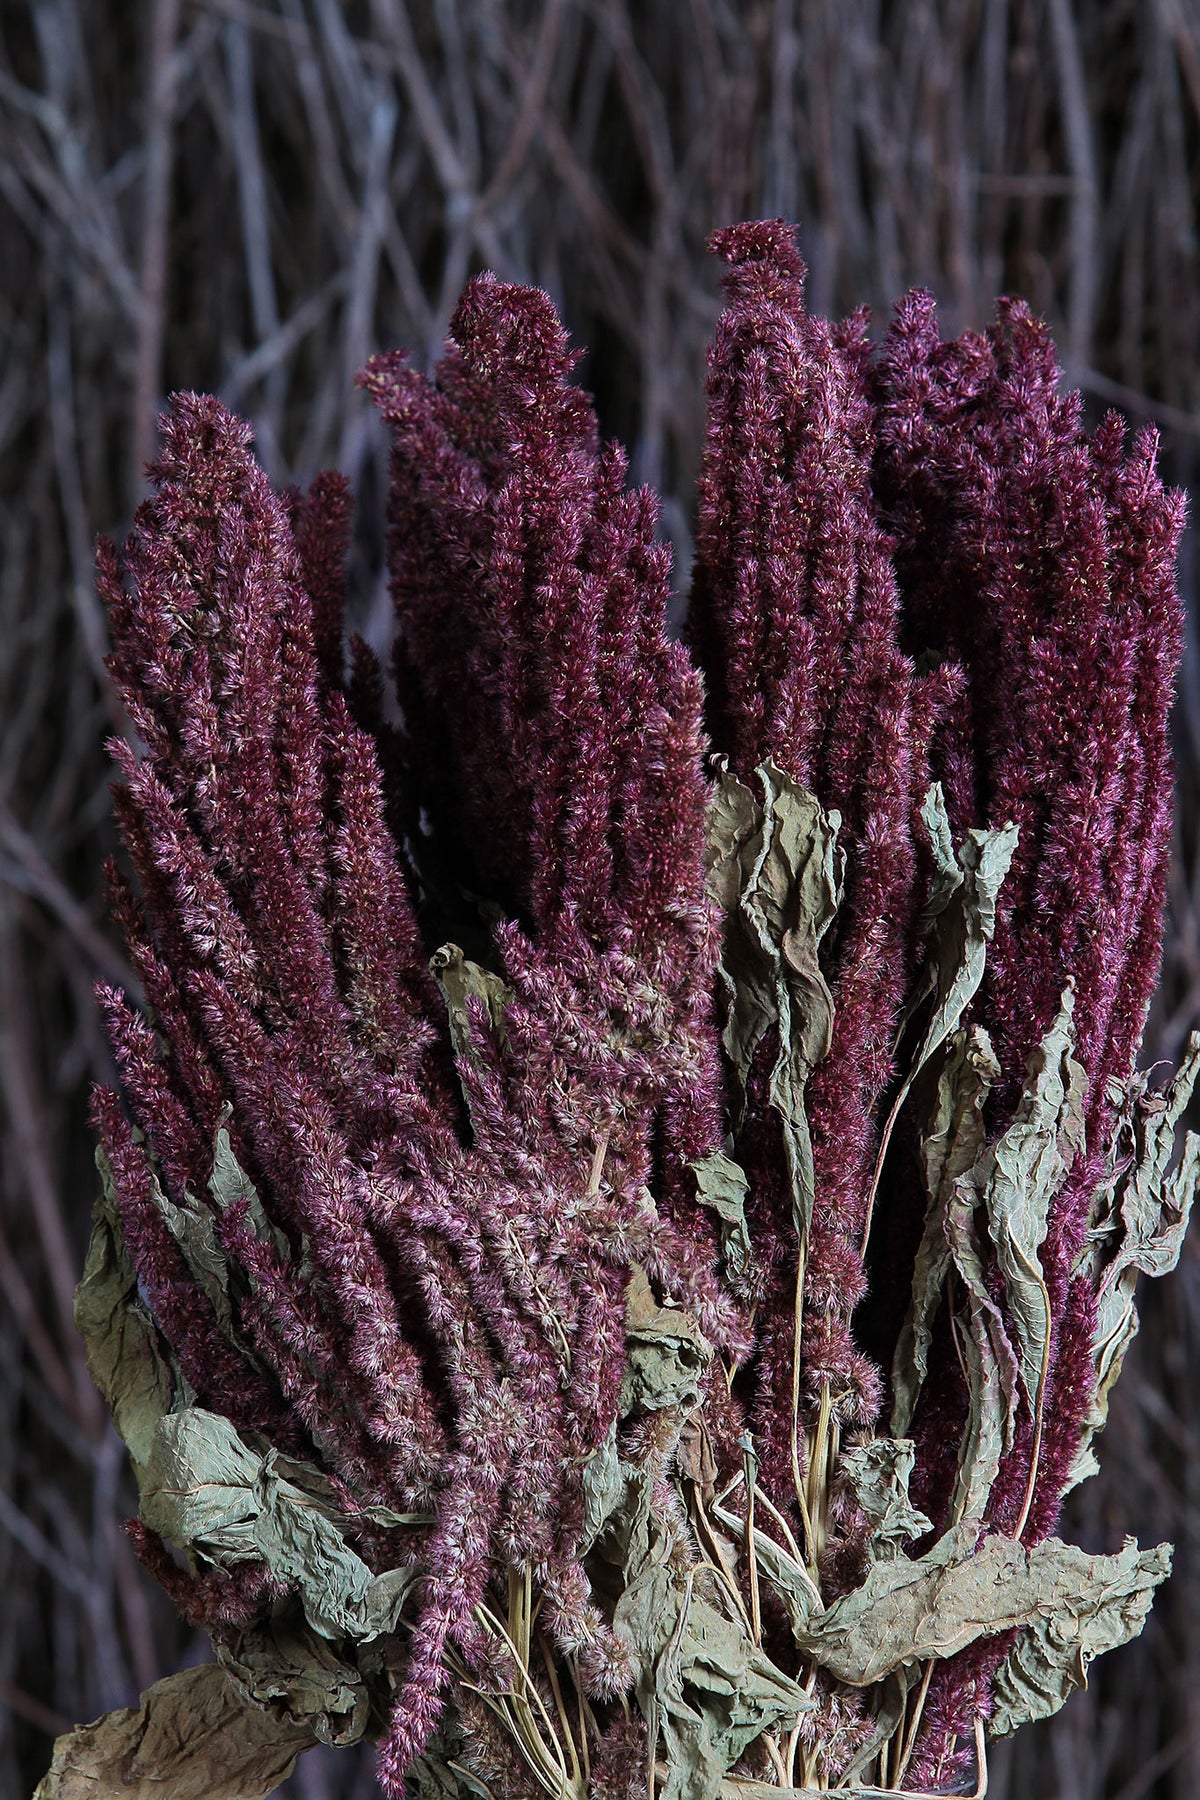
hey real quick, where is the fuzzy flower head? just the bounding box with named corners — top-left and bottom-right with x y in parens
top-left (61, 227), bottom-right (1189, 1800)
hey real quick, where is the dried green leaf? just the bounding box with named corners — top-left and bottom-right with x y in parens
top-left (708, 1496), bottom-right (821, 1641)
top-left (619, 1267), bottom-right (712, 1417)
top-left (216, 1600), bottom-right (371, 1748)
top-left (943, 1180), bottom-right (1020, 1526)
top-left (75, 1149), bottom-right (181, 1485)
top-left (705, 761), bottom-right (842, 1248)
top-left (431, 944), bottom-right (513, 1137)
top-left (409, 1714), bottom-right (483, 1800)
top-left (141, 1120), bottom-right (305, 1403)
top-left (910, 788), bottom-right (1018, 1074)
top-left (919, 1026), bottom-right (1001, 1215)
top-left (890, 1024), bottom-right (1018, 1523)
top-left (148, 1169), bottom-right (239, 1342)
top-left (33, 1662), bottom-right (313, 1800)
top-left (140, 1407), bottom-right (418, 1642)
top-left (579, 1421), bottom-right (624, 1553)
top-left (687, 1148), bottom-right (752, 1280)
top-left (208, 1112), bottom-right (292, 1263)
top-left (988, 1539), bottom-right (1172, 1735)
top-left (972, 992), bottom-right (1085, 1414)
top-left (611, 1474), bottom-right (812, 1800)
top-left (797, 1527), bottom-right (1169, 1692)
top-left (1067, 1035), bottom-right (1200, 1490)
top-left (885, 789), bottom-right (1017, 1138)
top-left (836, 1667), bottom-right (916, 1788)
top-left (838, 1438), bottom-right (932, 1562)
top-left (891, 1026), bottom-right (1000, 1439)
top-left (893, 1003), bottom-right (1083, 1527)
top-left (704, 764), bottom-right (762, 914)
top-left (431, 942), bottom-right (510, 1062)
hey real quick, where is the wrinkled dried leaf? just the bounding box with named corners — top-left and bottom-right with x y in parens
top-left (431, 944), bottom-right (513, 1136)
top-left (409, 1714), bottom-right (483, 1800)
top-left (708, 1497), bottom-right (821, 1640)
top-left (432, 942), bottom-right (511, 1061)
top-left (891, 1024), bottom-right (1017, 1523)
top-left (894, 1003), bottom-right (1084, 1526)
top-left (619, 1267), bottom-right (712, 1416)
top-left (75, 1149), bottom-right (181, 1484)
top-left (907, 788), bottom-right (1018, 1083)
top-left (143, 1122), bottom-right (302, 1393)
top-left (988, 1539), bottom-right (1172, 1735)
top-left (1068, 1034), bottom-right (1200, 1489)
top-left (148, 1168), bottom-right (239, 1343)
top-left (919, 1026), bottom-right (1002, 1217)
top-left (705, 761), bottom-right (842, 1249)
top-left (943, 1178), bottom-right (1020, 1525)
top-left (883, 790), bottom-right (1017, 1152)
top-left (141, 1407), bottom-right (418, 1641)
top-left (891, 1026), bottom-right (1000, 1439)
top-left (836, 1667), bottom-right (915, 1787)
top-left (704, 766), bottom-right (762, 914)
top-left (973, 993), bottom-right (1085, 1414)
top-left (687, 1147), bottom-right (752, 1280)
top-left (796, 1526), bottom-right (1169, 1693)
top-left (33, 1662), bottom-right (313, 1800)
top-left (209, 1113), bottom-right (292, 1262)
top-left (217, 1601), bottom-right (371, 1747)
top-left (579, 1420), bottom-right (624, 1553)
top-left (611, 1473), bottom-right (811, 1800)
top-left (839, 1437), bottom-right (932, 1562)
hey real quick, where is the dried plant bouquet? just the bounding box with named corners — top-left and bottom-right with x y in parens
top-left (36, 221), bottom-right (1199, 1800)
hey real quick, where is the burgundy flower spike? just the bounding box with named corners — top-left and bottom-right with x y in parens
top-left (41, 223), bottom-right (1195, 1800)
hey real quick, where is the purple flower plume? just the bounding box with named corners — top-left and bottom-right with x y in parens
top-left (89, 236), bottom-right (1183, 1795)
top-left (688, 220), bottom-right (958, 1500)
top-left (98, 320), bottom-right (742, 1791)
top-left (867, 284), bottom-right (1184, 1779)
top-left (687, 222), bottom-right (1183, 1774)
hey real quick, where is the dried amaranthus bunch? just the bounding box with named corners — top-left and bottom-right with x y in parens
top-left (39, 222), bottom-right (1196, 1800)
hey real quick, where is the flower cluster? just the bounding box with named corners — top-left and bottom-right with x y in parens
top-left (54, 221), bottom-right (1191, 1800)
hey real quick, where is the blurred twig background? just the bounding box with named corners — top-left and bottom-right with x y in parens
top-left (2, 2), bottom-right (1200, 1794)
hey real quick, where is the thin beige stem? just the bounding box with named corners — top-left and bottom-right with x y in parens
top-left (892, 1659), bottom-right (935, 1788)
top-left (745, 1449), bottom-right (762, 1645)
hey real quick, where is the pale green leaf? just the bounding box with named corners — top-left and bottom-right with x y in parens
top-left (75, 1150), bottom-right (181, 1486)
top-left (579, 1421), bottom-right (624, 1553)
top-left (889, 1024), bottom-right (1018, 1525)
top-left (208, 1112), bottom-right (291, 1263)
top-left (704, 761), bottom-right (842, 1250)
top-left (972, 992), bottom-right (1086, 1414)
top-left (988, 1539), bottom-right (1172, 1735)
top-left (839, 1438), bottom-right (932, 1562)
top-left (431, 942), bottom-right (510, 1062)
top-left (687, 1148), bottom-right (752, 1281)
top-left (905, 788), bottom-right (1018, 1088)
top-left (892, 1004), bottom-right (1085, 1527)
top-left (796, 1527), bottom-right (1170, 1692)
top-left (835, 1667), bottom-right (916, 1788)
top-left (618, 1267), bottom-right (712, 1417)
top-left (943, 1179), bottom-right (1019, 1526)
top-left (140, 1408), bottom-right (419, 1642)
top-left (610, 1473), bottom-right (812, 1800)
top-left (216, 1600), bottom-right (371, 1748)
top-left (891, 1026), bottom-right (999, 1438)
top-left (1067, 1034), bottom-right (1200, 1490)
top-left (876, 791), bottom-right (1017, 1196)
top-left (33, 1663), bottom-right (313, 1800)
top-left (703, 764), bottom-right (762, 915)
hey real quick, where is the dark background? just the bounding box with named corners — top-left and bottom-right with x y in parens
top-left (2, 3), bottom-right (1200, 1795)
